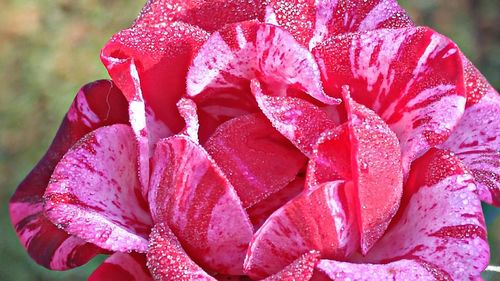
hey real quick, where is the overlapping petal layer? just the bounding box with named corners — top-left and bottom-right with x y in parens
top-left (89, 253), bottom-right (152, 281)
top-left (44, 124), bottom-right (152, 253)
top-left (9, 80), bottom-right (128, 269)
top-left (148, 136), bottom-right (253, 275)
top-left (314, 27), bottom-right (466, 176)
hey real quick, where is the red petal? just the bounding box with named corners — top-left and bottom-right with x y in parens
top-left (314, 259), bottom-right (435, 281)
top-left (244, 181), bottom-right (357, 279)
top-left (263, 250), bottom-right (320, 281)
top-left (314, 27), bottom-right (466, 176)
top-left (148, 136), bottom-right (253, 275)
top-left (135, 0), bottom-right (259, 32)
top-left (44, 125), bottom-right (152, 253)
top-left (439, 91), bottom-right (500, 206)
top-left (342, 88), bottom-right (403, 254)
top-left (8, 80), bottom-right (128, 269)
top-left (147, 223), bottom-right (215, 281)
top-left (187, 22), bottom-right (337, 105)
top-left (263, 0), bottom-right (413, 48)
top-left (462, 53), bottom-right (497, 107)
top-left (251, 80), bottom-right (339, 157)
top-left (88, 253), bottom-right (152, 281)
top-left (361, 149), bottom-right (489, 280)
top-left (205, 113), bottom-right (306, 208)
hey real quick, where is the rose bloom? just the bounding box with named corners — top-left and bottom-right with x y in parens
top-left (9, 0), bottom-right (499, 280)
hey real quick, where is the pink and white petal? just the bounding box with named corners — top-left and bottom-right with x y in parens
top-left (149, 136), bottom-right (253, 275)
top-left (251, 80), bottom-right (339, 157)
top-left (147, 223), bottom-right (216, 281)
top-left (9, 80), bottom-right (128, 269)
top-left (362, 149), bottom-right (489, 280)
top-left (247, 177), bottom-right (305, 229)
top-left (187, 22), bottom-right (337, 105)
top-left (177, 98), bottom-right (200, 143)
top-left (314, 27), bottom-right (466, 176)
top-left (88, 253), bottom-right (152, 281)
top-left (244, 181), bottom-right (357, 279)
top-left (263, 250), bottom-right (320, 281)
top-left (263, 0), bottom-right (413, 49)
top-left (343, 88), bottom-right (403, 254)
top-left (313, 259), bottom-right (435, 281)
top-left (44, 124), bottom-right (152, 253)
top-left (205, 113), bottom-right (306, 208)
top-left (439, 90), bottom-right (500, 206)
top-left (135, 0), bottom-right (259, 32)
top-left (461, 53), bottom-right (497, 107)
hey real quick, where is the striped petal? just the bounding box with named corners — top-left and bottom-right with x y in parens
top-left (187, 22), bottom-right (337, 105)
top-left (44, 124), bottom-right (152, 253)
top-left (263, 250), bottom-right (320, 281)
top-left (8, 80), bottom-right (128, 269)
top-left (244, 181), bottom-right (357, 279)
top-left (205, 113), bottom-right (306, 208)
top-left (314, 27), bottom-right (466, 176)
top-left (360, 149), bottom-right (490, 280)
top-left (88, 253), bottom-right (152, 281)
top-left (148, 135), bottom-right (253, 275)
top-left (147, 223), bottom-right (215, 281)
top-left (263, 0), bottom-right (413, 48)
top-left (177, 98), bottom-right (200, 143)
top-left (439, 91), bottom-right (500, 206)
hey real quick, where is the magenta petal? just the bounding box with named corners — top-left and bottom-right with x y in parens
top-left (263, 250), bottom-right (320, 281)
top-left (251, 80), bottom-right (339, 157)
top-left (439, 91), bottom-right (500, 206)
top-left (44, 124), bottom-right (152, 253)
top-left (205, 113), bottom-right (306, 208)
top-left (147, 223), bottom-right (215, 281)
top-left (148, 135), bottom-right (253, 275)
top-left (361, 149), bottom-right (489, 280)
top-left (462, 53), bottom-right (497, 106)
top-left (314, 259), bottom-right (435, 281)
top-left (187, 22), bottom-right (337, 105)
top-left (244, 181), bottom-right (357, 279)
top-left (8, 80), bottom-right (128, 269)
top-left (314, 27), bottom-right (466, 176)
top-left (88, 253), bottom-right (152, 281)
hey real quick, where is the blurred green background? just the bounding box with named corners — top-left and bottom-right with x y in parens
top-left (0, 0), bottom-right (498, 280)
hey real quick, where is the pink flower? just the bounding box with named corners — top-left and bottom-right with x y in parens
top-left (10, 1), bottom-right (498, 280)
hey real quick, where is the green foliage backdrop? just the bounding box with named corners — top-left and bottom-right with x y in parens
top-left (0, 0), bottom-right (498, 280)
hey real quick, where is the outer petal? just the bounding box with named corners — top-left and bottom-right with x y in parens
top-left (461, 53), bottom-right (497, 106)
top-left (135, 0), bottom-right (259, 32)
top-left (147, 223), bottom-right (215, 281)
top-left (148, 135), bottom-right (253, 275)
top-left (244, 181), bottom-right (357, 279)
top-left (205, 113), bottom-right (306, 208)
top-left (439, 90), bottom-right (500, 206)
top-left (44, 124), bottom-right (152, 253)
top-left (8, 80), bottom-right (128, 269)
top-left (263, 250), bottom-right (320, 281)
top-left (187, 22), bottom-right (338, 105)
top-left (314, 27), bottom-right (466, 176)
top-left (361, 149), bottom-right (490, 280)
top-left (88, 253), bottom-right (152, 281)
top-left (263, 0), bottom-right (413, 48)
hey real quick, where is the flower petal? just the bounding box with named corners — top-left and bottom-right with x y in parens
top-left (263, 0), bottom-right (413, 48)
top-left (177, 98), bottom-right (200, 143)
top-left (147, 223), bottom-right (216, 281)
top-left (148, 135), bottom-right (253, 275)
top-left (314, 27), bottom-right (466, 176)
top-left (205, 113), bottom-right (307, 208)
top-left (263, 250), bottom-right (320, 281)
top-left (342, 88), bottom-right (403, 254)
top-left (361, 149), bottom-right (489, 280)
top-left (251, 80), bottom-right (339, 157)
top-left (462, 53), bottom-right (497, 107)
top-left (187, 22), bottom-right (337, 105)
top-left (88, 253), bottom-right (152, 281)
top-left (8, 80), bottom-right (128, 269)
top-left (439, 91), bottom-right (500, 206)
top-left (135, 0), bottom-right (259, 32)
top-left (314, 259), bottom-right (435, 281)
top-left (44, 124), bottom-right (152, 253)
top-left (244, 181), bottom-right (357, 279)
